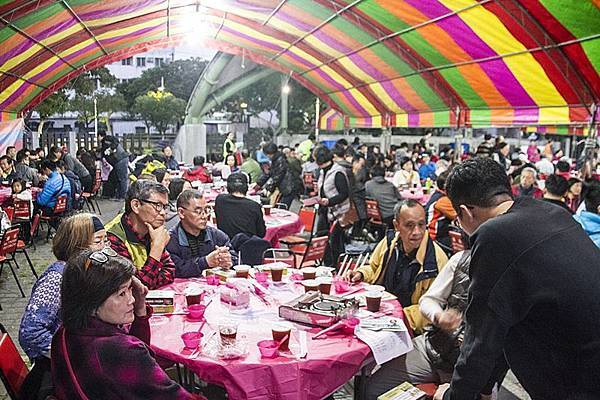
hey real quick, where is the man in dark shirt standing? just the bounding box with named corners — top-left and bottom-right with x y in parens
top-left (215, 173), bottom-right (266, 239)
top-left (434, 158), bottom-right (600, 400)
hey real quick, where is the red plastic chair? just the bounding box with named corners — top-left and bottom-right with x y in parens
top-left (40, 194), bottom-right (68, 240)
top-left (0, 227), bottom-right (25, 297)
top-left (12, 200), bottom-right (30, 221)
top-left (365, 199), bottom-right (385, 226)
top-left (280, 207), bottom-right (317, 246)
top-left (3, 206), bottom-right (14, 223)
top-left (0, 323), bottom-right (29, 400)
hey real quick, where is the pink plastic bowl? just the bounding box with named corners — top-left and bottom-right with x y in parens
top-left (257, 340), bottom-right (279, 358)
top-left (181, 331), bottom-right (203, 349)
top-left (342, 317), bottom-right (360, 334)
top-left (333, 279), bottom-right (350, 293)
top-left (206, 275), bottom-right (220, 286)
top-left (187, 304), bottom-right (206, 320)
top-left (255, 271), bottom-right (269, 283)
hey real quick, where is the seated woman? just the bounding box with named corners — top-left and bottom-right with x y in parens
top-left (220, 153), bottom-right (239, 180)
top-left (52, 250), bottom-right (202, 399)
top-left (18, 213), bottom-right (107, 400)
top-left (392, 157), bottom-right (421, 189)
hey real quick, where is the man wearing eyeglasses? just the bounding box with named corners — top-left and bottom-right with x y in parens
top-left (106, 179), bottom-right (175, 290)
top-left (346, 199), bottom-right (448, 334)
top-left (167, 189), bottom-right (238, 277)
top-left (434, 158), bottom-right (600, 400)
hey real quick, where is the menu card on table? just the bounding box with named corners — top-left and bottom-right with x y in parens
top-left (355, 318), bottom-right (413, 365)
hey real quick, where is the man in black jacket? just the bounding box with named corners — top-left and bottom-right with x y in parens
top-left (256, 142), bottom-right (302, 209)
top-left (434, 158), bottom-right (600, 400)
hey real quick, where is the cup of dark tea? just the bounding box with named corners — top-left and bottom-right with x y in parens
top-left (233, 264), bottom-right (250, 278)
top-left (184, 286), bottom-right (204, 307)
top-left (271, 322), bottom-right (292, 351)
top-left (270, 264), bottom-right (284, 282)
top-left (302, 267), bottom-right (317, 280)
top-left (365, 291), bottom-right (382, 312)
top-left (302, 279), bottom-right (319, 293)
top-left (317, 277), bottom-right (332, 295)
top-left (263, 205), bottom-right (272, 216)
top-left (219, 320), bottom-right (238, 346)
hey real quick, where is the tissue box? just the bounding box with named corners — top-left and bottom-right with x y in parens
top-left (146, 290), bottom-right (175, 314)
top-left (377, 382), bottom-right (427, 400)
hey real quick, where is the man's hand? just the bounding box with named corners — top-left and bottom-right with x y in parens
top-left (435, 308), bottom-right (463, 332)
top-left (146, 223), bottom-right (170, 259)
top-left (433, 383), bottom-right (450, 400)
top-left (206, 247), bottom-right (232, 269)
top-left (345, 270), bottom-right (363, 283)
top-left (131, 276), bottom-right (149, 317)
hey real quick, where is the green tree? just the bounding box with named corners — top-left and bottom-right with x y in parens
top-left (132, 90), bottom-right (186, 141)
top-left (97, 91), bottom-right (126, 135)
top-left (33, 90), bottom-right (68, 134)
top-left (68, 67), bottom-right (118, 128)
top-left (118, 58), bottom-right (208, 110)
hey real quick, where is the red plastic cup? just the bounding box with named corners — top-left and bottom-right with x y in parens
top-left (181, 331), bottom-right (203, 349)
top-left (333, 277), bottom-right (350, 293)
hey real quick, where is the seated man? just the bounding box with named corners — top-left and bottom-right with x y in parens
top-left (365, 251), bottom-right (499, 400)
top-left (365, 165), bottom-right (401, 227)
top-left (106, 179), bottom-right (175, 289)
top-left (167, 189), bottom-right (238, 277)
top-left (574, 184), bottom-right (600, 248)
top-left (215, 173), bottom-right (266, 239)
top-left (347, 199), bottom-right (448, 333)
top-left (0, 154), bottom-right (17, 182)
top-left (36, 160), bottom-right (71, 216)
top-left (542, 174), bottom-right (572, 214)
top-left (511, 167), bottom-right (542, 199)
top-left (425, 170), bottom-right (457, 251)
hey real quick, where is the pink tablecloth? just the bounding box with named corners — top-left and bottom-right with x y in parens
top-left (263, 209), bottom-right (302, 246)
top-left (150, 278), bottom-right (405, 400)
top-left (0, 186), bottom-right (11, 205)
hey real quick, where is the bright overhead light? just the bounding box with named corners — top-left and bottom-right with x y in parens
top-left (282, 85), bottom-right (291, 94)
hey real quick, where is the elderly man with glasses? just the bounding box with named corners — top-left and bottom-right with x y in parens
top-left (167, 189), bottom-right (238, 277)
top-left (106, 179), bottom-right (175, 289)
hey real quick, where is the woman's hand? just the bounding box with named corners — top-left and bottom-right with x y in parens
top-left (131, 276), bottom-right (149, 317)
top-left (319, 198), bottom-right (329, 206)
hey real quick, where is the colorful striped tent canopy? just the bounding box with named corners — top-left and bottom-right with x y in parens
top-left (0, 0), bottom-right (599, 129)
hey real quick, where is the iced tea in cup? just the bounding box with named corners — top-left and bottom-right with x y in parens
top-left (219, 320), bottom-right (238, 346)
top-left (317, 277), bottom-right (332, 295)
top-left (234, 264), bottom-right (250, 278)
top-left (184, 286), bottom-right (204, 306)
top-left (365, 291), bottom-right (382, 312)
top-left (271, 322), bottom-right (292, 351)
top-left (302, 267), bottom-right (317, 280)
top-left (270, 264), bottom-right (284, 282)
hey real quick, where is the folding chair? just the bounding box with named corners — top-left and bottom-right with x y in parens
top-left (0, 323), bottom-right (29, 400)
top-left (280, 207), bottom-right (318, 246)
top-left (82, 170), bottom-right (102, 215)
top-left (365, 198), bottom-right (387, 241)
top-left (0, 227), bottom-right (26, 297)
top-left (274, 203), bottom-right (288, 210)
top-left (262, 248), bottom-right (297, 269)
top-left (40, 194), bottom-right (68, 240)
top-left (291, 235), bottom-right (329, 268)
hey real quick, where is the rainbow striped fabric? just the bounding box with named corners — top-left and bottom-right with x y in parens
top-left (0, 0), bottom-right (598, 129)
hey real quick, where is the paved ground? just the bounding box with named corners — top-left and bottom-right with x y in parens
top-left (0, 199), bottom-right (530, 399)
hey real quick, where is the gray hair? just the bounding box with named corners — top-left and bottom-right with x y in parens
top-left (393, 199), bottom-right (425, 220)
top-left (521, 167), bottom-right (537, 178)
top-left (176, 189), bottom-right (204, 209)
top-left (125, 179), bottom-right (169, 214)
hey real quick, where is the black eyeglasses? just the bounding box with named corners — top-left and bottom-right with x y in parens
top-left (138, 198), bottom-right (170, 212)
top-left (84, 247), bottom-right (118, 269)
top-left (179, 206), bottom-right (211, 216)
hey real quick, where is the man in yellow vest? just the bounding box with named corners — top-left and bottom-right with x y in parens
top-left (106, 179), bottom-right (175, 289)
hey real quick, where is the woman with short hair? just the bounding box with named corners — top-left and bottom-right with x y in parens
top-left (51, 250), bottom-right (202, 399)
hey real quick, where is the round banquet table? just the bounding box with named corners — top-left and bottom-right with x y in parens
top-left (149, 277), bottom-right (406, 400)
top-left (0, 186), bottom-right (41, 206)
top-left (399, 189), bottom-right (431, 205)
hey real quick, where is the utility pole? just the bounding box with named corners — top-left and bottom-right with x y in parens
top-left (315, 97), bottom-right (320, 142)
top-left (280, 74), bottom-right (290, 136)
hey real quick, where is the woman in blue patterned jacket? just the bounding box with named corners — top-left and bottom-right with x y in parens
top-left (18, 213), bottom-right (107, 400)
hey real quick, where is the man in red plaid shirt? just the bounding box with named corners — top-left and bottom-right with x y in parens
top-left (106, 179), bottom-right (175, 289)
